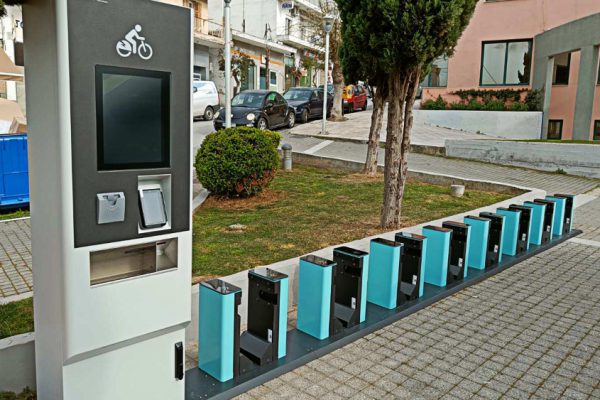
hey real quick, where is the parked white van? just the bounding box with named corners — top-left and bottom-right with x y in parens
top-left (193, 81), bottom-right (220, 120)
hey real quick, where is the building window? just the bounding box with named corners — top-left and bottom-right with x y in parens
top-left (548, 120), bottom-right (563, 140)
top-left (480, 40), bottom-right (532, 86)
top-left (421, 56), bottom-right (448, 88)
top-left (552, 53), bottom-right (570, 85)
top-left (241, 64), bottom-right (256, 91)
top-left (270, 71), bottom-right (277, 87)
top-left (14, 42), bottom-right (24, 67)
top-left (594, 121), bottom-right (600, 141)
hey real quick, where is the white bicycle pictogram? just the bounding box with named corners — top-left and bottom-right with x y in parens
top-left (116, 24), bottom-right (153, 60)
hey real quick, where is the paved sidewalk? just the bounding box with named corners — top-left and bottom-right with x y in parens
top-left (0, 218), bottom-right (31, 299)
top-left (284, 134), bottom-right (599, 195)
top-left (236, 198), bottom-right (600, 400)
top-left (289, 107), bottom-right (492, 148)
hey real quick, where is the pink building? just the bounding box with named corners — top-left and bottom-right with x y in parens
top-left (421, 0), bottom-right (600, 141)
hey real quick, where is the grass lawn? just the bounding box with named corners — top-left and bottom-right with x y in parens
top-left (0, 207), bottom-right (29, 221)
top-left (0, 297), bottom-right (33, 340)
top-left (192, 165), bottom-right (511, 278)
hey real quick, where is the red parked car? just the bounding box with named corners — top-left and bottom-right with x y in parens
top-left (342, 84), bottom-right (368, 112)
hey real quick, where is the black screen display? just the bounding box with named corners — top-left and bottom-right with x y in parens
top-left (96, 66), bottom-right (170, 170)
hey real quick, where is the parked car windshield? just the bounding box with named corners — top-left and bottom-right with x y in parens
top-left (193, 82), bottom-right (215, 94)
top-left (284, 90), bottom-right (312, 101)
top-left (231, 92), bottom-right (265, 108)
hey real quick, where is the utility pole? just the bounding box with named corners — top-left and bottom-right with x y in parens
top-left (224, 0), bottom-right (232, 128)
top-left (264, 23), bottom-right (272, 90)
top-left (322, 15), bottom-right (334, 135)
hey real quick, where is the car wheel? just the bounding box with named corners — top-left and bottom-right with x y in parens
top-left (301, 109), bottom-right (309, 123)
top-left (287, 113), bottom-right (295, 129)
top-left (348, 103), bottom-right (354, 113)
top-left (203, 106), bottom-right (214, 121)
top-left (257, 117), bottom-right (268, 130)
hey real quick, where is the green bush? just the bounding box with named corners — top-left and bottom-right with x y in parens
top-left (195, 127), bottom-right (281, 197)
top-left (481, 99), bottom-right (506, 111)
top-left (525, 89), bottom-right (544, 112)
top-left (421, 95), bottom-right (447, 110)
top-left (509, 102), bottom-right (529, 111)
top-left (0, 388), bottom-right (36, 400)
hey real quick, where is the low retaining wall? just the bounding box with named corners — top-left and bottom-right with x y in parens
top-left (0, 333), bottom-right (36, 392)
top-left (413, 110), bottom-right (542, 139)
top-left (446, 140), bottom-right (600, 179)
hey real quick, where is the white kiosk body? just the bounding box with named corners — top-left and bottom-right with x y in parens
top-left (23, 0), bottom-right (192, 398)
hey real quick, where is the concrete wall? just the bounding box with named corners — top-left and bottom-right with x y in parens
top-left (413, 110), bottom-right (543, 139)
top-left (446, 140), bottom-right (600, 178)
top-left (0, 333), bottom-right (36, 392)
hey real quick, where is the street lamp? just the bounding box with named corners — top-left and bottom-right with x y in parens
top-left (224, 0), bottom-right (232, 128)
top-left (321, 14), bottom-right (334, 135)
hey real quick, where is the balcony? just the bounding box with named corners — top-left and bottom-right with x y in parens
top-left (194, 18), bottom-right (224, 48)
top-left (293, 0), bottom-right (322, 13)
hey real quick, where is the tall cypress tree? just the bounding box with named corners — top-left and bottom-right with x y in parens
top-left (336, 0), bottom-right (477, 228)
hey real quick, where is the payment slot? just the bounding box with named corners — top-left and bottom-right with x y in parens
top-left (554, 194), bottom-right (575, 234)
top-left (546, 196), bottom-right (567, 237)
top-left (367, 238), bottom-right (403, 310)
top-left (496, 208), bottom-right (521, 257)
top-left (331, 247), bottom-right (369, 334)
top-left (442, 221), bottom-right (471, 283)
top-left (463, 216), bottom-right (490, 271)
top-left (198, 279), bottom-right (242, 383)
top-left (395, 233), bottom-right (428, 304)
top-left (297, 255), bottom-right (336, 340)
top-left (479, 212), bottom-right (505, 268)
top-left (523, 201), bottom-right (547, 246)
top-left (240, 269), bottom-right (288, 370)
top-left (422, 226), bottom-right (452, 287)
top-left (533, 199), bottom-right (556, 243)
top-left (508, 205), bottom-right (532, 254)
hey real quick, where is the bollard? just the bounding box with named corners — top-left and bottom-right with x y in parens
top-left (282, 143), bottom-right (293, 171)
top-left (451, 184), bottom-right (465, 198)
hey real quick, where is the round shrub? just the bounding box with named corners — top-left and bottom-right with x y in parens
top-left (195, 127), bottom-right (281, 197)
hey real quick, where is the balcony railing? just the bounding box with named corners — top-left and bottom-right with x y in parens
top-left (195, 17), bottom-right (223, 39)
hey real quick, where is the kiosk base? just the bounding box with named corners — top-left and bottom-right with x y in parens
top-left (185, 229), bottom-right (581, 400)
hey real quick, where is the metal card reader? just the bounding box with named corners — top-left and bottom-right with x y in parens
top-left (97, 192), bottom-right (125, 224)
top-left (139, 188), bottom-right (168, 229)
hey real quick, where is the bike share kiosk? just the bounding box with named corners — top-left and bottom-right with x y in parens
top-left (395, 233), bottom-right (427, 304)
top-left (533, 199), bottom-right (556, 243)
top-left (367, 238), bottom-right (403, 310)
top-left (523, 201), bottom-right (547, 246)
top-left (496, 208), bottom-right (521, 257)
top-left (546, 196), bottom-right (567, 237)
top-left (508, 205), bottom-right (532, 254)
top-left (422, 226), bottom-right (452, 287)
top-left (24, 0), bottom-right (192, 398)
top-left (198, 280), bottom-right (242, 382)
top-left (479, 212), bottom-right (505, 268)
top-left (331, 247), bottom-right (369, 333)
top-left (463, 216), bottom-right (490, 271)
top-left (297, 255), bottom-right (337, 340)
top-left (554, 194), bottom-right (575, 234)
top-left (442, 222), bottom-right (471, 283)
top-left (239, 269), bottom-right (289, 370)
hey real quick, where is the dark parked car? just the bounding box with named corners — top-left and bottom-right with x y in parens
top-left (213, 90), bottom-right (296, 131)
top-left (318, 83), bottom-right (334, 96)
top-left (283, 87), bottom-right (333, 123)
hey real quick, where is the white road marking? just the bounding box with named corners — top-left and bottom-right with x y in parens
top-left (304, 140), bottom-right (334, 155)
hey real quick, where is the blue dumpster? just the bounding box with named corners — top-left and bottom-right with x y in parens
top-left (0, 134), bottom-right (29, 208)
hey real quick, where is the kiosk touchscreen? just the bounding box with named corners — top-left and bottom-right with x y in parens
top-left (24, 0), bottom-right (192, 398)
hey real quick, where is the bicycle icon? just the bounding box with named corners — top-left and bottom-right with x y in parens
top-left (116, 24), bottom-right (153, 60)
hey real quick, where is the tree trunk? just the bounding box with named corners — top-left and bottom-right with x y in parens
top-left (380, 72), bottom-right (410, 228)
top-left (363, 87), bottom-right (385, 176)
top-left (394, 68), bottom-right (421, 220)
top-left (330, 60), bottom-right (345, 121)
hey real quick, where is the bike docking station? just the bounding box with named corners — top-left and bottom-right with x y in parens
top-left (555, 194), bottom-right (575, 234)
top-left (24, 0), bottom-right (192, 398)
top-left (533, 199), bottom-right (557, 243)
top-left (186, 194), bottom-right (581, 400)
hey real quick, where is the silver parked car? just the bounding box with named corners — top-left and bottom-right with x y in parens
top-left (193, 80), bottom-right (220, 120)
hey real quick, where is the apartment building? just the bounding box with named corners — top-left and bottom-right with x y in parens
top-left (208, 0), bottom-right (326, 96)
top-left (0, 5), bottom-right (25, 111)
top-left (421, 0), bottom-right (600, 141)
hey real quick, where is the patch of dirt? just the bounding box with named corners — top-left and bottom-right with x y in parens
top-left (339, 172), bottom-right (384, 183)
top-left (192, 275), bottom-right (221, 285)
top-left (201, 189), bottom-right (288, 210)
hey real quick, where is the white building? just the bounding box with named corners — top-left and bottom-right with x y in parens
top-left (0, 5), bottom-right (25, 111)
top-left (208, 0), bottom-right (326, 95)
